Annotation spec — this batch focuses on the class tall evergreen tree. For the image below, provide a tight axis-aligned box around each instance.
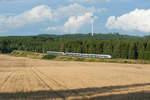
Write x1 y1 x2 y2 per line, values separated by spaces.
128 42 138 59
120 41 129 59
137 42 145 59
144 41 150 60
112 40 121 58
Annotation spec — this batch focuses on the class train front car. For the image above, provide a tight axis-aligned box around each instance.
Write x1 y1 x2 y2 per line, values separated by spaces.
106 55 112 59
97 54 112 59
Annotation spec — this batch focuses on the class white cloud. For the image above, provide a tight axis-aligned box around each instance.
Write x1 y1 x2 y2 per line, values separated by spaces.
106 9 150 33
0 5 52 28
0 4 101 34
0 30 7 33
62 12 95 33
52 3 99 21
0 4 99 28
44 12 98 33
44 27 57 31
67 0 110 3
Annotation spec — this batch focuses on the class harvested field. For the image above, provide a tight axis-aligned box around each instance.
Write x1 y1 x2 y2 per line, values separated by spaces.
0 54 150 100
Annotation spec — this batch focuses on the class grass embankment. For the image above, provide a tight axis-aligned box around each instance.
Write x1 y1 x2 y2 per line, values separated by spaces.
10 50 150 64
10 50 46 59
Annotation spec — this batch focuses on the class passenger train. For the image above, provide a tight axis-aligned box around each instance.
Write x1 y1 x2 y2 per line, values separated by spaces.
47 51 112 59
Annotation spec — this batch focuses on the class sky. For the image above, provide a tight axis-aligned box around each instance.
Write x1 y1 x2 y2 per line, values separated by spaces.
0 0 150 36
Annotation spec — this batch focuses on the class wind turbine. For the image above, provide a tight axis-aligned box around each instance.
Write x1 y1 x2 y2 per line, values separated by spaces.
91 17 94 36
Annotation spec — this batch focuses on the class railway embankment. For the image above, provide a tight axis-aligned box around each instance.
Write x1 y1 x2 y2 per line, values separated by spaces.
10 50 150 64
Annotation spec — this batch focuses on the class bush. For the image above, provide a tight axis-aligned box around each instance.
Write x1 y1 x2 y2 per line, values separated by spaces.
42 55 56 60
20 53 27 57
75 58 85 61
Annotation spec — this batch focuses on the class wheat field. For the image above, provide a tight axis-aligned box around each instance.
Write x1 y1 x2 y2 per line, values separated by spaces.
0 54 150 100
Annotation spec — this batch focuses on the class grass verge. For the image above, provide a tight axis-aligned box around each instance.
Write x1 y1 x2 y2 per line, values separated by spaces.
42 55 56 60
10 50 45 59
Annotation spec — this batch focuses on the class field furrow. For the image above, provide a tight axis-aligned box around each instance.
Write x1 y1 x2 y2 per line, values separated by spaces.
0 72 13 92
31 67 64 99
32 67 89 100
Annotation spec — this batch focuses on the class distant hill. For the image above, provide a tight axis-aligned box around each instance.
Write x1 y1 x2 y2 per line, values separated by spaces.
3 33 149 41
36 33 148 40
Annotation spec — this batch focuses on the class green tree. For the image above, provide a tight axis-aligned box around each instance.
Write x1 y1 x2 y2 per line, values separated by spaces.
128 42 138 59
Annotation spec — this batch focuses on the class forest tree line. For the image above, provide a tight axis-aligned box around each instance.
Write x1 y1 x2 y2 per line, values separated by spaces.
0 34 150 60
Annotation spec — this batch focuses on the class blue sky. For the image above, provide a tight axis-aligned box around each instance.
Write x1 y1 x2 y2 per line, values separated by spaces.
0 0 150 36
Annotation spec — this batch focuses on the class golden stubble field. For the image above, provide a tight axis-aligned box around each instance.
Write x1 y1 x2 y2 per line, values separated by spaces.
0 54 150 100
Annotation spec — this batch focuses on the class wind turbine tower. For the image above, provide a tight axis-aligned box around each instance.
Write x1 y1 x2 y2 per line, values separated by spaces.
91 18 94 36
